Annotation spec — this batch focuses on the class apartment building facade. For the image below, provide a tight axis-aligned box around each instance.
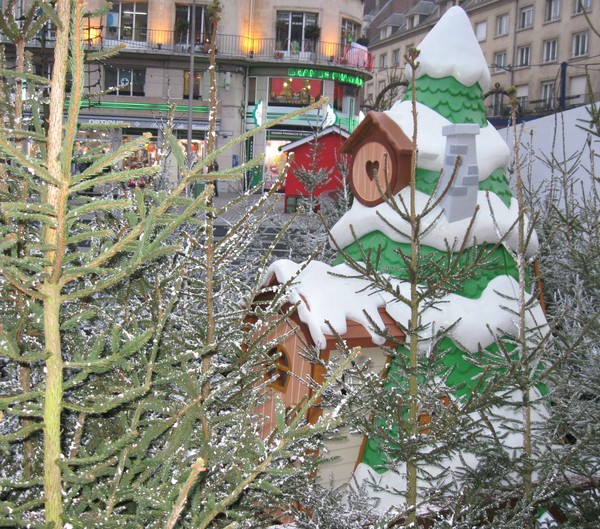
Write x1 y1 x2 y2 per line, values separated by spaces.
364 0 599 121
3 0 370 190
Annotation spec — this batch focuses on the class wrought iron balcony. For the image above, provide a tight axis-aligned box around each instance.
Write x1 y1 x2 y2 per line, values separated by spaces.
5 27 373 75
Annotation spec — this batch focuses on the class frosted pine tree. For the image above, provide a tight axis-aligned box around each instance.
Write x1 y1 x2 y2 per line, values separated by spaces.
0 1 363 527
525 100 600 527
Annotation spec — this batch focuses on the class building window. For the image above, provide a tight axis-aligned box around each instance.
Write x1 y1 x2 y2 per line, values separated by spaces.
490 92 504 116
495 13 509 36
379 53 388 69
541 81 556 108
268 77 322 106
276 11 318 53
572 31 589 57
379 25 392 40
341 18 361 44
574 0 591 14
517 45 531 67
37 20 56 43
183 71 201 99
475 20 487 42
516 85 529 112
267 345 291 392
378 79 386 94
543 39 558 62
247 77 257 105
545 0 561 21
493 51 507 72
104 66 145 96
174 4 210 46
107 2 148 41
569 75 587 105
392 48 401 66
519 6 534 28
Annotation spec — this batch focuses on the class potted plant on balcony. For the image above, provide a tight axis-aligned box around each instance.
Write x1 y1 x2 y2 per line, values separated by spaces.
304 24 320 42
303 24 320 54
275 19 287 58
290 40 300 57
175 18 189 45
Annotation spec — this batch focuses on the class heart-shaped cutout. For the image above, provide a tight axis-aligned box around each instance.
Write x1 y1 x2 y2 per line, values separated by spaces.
366 160 379 181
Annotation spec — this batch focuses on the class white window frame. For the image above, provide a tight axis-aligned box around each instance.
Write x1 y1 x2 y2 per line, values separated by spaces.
572 31 589 57
174 4 209 46
108 1 148 42
516 85 529 111
379 53 388 69
493 51 507 73
519 6 534 29
569 75 587 105
545 0 561 21
495 13 509 36
543 39 558 62
392 48 401 66
517 45 531 67
341 18 361 44
475 20 487 42
541 81 556 108
573 0 591 14
104 66 146 96
276 11 318 53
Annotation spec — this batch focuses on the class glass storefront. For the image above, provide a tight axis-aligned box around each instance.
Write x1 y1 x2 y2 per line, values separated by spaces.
268 77 322 106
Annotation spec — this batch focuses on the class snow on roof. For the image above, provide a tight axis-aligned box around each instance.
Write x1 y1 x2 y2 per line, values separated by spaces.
405 6 491 91
384 100 510 177
279 125 350 153
264 260 545 352
330 187 538 258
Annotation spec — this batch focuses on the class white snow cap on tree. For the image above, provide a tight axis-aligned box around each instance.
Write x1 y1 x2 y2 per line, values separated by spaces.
405 6 491 91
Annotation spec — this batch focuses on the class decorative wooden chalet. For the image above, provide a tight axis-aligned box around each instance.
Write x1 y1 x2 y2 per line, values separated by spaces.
252 282 405 487
341 111 413 206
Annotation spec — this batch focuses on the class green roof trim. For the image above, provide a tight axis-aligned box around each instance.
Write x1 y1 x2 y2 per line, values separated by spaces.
404 75 488 127
339 234 522 298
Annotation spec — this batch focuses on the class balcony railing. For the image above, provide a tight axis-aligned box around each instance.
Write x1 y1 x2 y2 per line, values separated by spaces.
6 27 373 74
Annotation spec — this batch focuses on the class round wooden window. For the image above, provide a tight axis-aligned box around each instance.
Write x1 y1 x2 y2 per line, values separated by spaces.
350 139 398 206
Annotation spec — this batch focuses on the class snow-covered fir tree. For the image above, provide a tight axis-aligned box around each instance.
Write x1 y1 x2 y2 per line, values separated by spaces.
0 1 364 527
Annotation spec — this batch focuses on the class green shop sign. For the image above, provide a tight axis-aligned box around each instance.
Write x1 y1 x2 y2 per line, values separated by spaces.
287 68 364 87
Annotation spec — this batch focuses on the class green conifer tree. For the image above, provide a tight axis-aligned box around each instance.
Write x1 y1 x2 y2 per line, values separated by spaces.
0 1 361 527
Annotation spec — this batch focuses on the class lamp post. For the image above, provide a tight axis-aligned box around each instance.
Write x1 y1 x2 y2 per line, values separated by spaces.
187 0 197 179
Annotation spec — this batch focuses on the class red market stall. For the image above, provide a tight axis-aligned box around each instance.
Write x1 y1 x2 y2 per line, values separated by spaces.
280 126 350 212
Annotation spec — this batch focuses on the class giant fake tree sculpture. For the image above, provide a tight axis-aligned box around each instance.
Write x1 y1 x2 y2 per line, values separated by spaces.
265 6 550 522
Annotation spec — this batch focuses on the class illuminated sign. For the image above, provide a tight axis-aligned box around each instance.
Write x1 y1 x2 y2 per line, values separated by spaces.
287 68 364 87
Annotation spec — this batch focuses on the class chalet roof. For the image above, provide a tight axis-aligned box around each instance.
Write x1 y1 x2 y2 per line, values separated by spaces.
340 111 413 155
279 125 350 153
